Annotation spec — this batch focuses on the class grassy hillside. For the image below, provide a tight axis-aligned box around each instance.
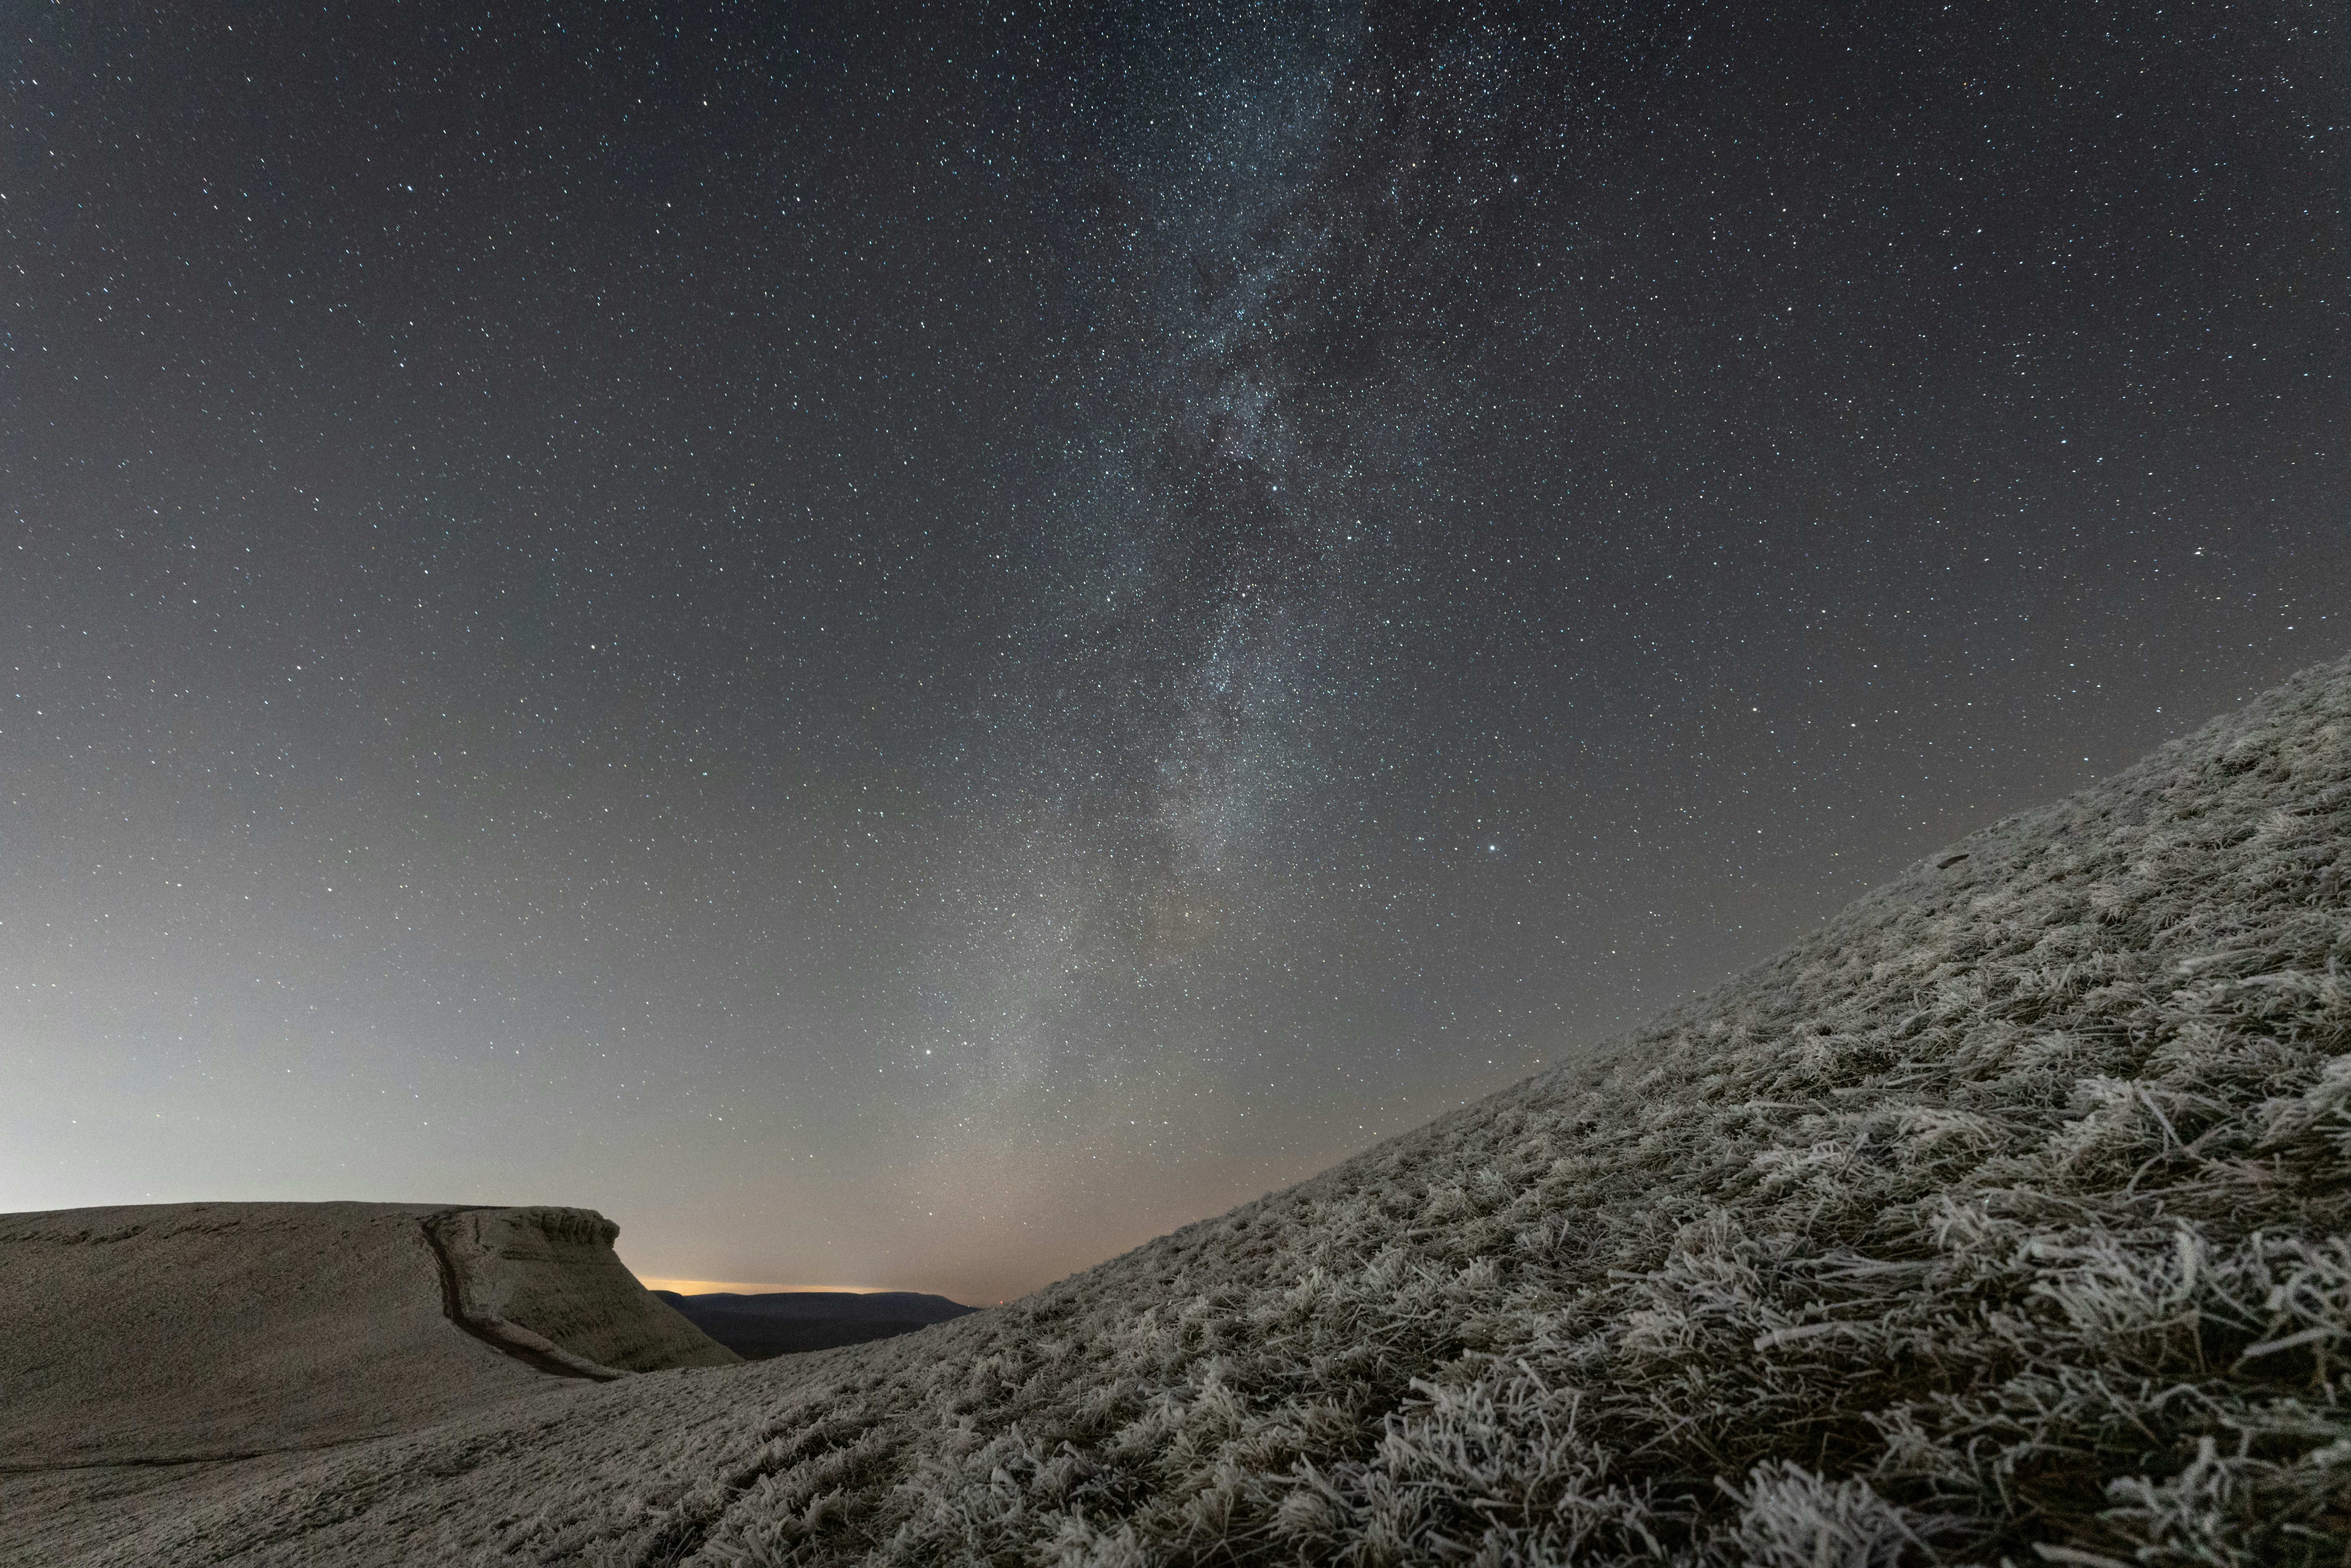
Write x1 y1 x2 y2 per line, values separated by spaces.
51 652 2351 1566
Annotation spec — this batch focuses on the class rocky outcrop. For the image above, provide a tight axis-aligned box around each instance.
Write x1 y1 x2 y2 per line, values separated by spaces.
426 1206 738 1377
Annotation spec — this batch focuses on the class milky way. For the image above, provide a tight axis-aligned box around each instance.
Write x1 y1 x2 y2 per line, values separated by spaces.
6 3 2346 1303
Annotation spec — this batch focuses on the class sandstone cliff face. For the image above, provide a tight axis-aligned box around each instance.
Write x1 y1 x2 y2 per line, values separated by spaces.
426 1205 739 1377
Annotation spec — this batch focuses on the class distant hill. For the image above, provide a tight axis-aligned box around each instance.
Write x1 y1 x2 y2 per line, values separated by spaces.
16 650 2350 1566
651 1290 974 1359
0 1204 730 1476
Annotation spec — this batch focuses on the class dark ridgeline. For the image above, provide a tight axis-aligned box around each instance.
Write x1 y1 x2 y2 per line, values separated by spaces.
651 1290 977 1361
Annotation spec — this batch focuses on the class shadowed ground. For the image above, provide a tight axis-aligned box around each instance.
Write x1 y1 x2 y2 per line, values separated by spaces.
654 1290 976 1360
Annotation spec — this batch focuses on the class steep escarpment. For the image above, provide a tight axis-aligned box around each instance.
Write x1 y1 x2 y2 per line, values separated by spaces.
25 651 2351 1567
427 1205 740 1377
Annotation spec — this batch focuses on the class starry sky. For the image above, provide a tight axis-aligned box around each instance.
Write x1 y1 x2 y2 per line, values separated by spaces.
5 2 2345 1306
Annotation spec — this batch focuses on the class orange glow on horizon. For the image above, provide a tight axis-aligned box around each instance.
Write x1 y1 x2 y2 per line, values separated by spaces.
634 1276 890 1296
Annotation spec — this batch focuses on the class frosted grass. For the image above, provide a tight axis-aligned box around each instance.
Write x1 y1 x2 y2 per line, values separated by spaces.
74 653 2351 1566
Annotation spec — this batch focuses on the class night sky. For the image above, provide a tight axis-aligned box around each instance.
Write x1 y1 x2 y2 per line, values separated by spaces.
6 3 2345 1306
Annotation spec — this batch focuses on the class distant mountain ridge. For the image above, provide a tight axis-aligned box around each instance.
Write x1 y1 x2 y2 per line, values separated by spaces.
650 1289 974 1360
650 1289 972 1322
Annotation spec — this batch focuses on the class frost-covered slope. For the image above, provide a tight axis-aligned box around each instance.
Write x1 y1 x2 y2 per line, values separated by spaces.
40 653 2351 1566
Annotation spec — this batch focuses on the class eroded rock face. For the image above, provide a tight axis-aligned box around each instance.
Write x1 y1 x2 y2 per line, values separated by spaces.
425 1206 738 1376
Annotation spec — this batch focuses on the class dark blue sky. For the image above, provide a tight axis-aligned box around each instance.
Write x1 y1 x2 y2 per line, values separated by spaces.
6 1 2345 1302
